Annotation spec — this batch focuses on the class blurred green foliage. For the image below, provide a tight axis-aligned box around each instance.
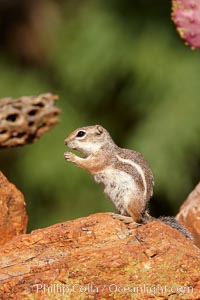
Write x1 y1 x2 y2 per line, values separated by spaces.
0 0 199 231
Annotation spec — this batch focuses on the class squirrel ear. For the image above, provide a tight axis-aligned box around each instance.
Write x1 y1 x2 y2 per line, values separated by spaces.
95 125 104 135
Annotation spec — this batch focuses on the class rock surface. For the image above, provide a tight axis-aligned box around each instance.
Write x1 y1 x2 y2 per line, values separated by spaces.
0 172 28 245
176 181 200 248
0 212 199 300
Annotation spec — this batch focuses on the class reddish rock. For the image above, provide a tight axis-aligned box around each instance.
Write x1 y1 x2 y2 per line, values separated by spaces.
0 213 199 299
176 182 200 248
0 172 28 245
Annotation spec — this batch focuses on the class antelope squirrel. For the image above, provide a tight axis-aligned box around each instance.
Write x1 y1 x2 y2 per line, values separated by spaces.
64 125 192 239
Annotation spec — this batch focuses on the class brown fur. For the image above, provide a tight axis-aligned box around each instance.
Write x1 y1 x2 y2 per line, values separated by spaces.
64 125 192 240
64 125 153 219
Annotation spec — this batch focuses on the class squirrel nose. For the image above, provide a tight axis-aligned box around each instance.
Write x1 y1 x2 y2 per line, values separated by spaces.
64 138 68 145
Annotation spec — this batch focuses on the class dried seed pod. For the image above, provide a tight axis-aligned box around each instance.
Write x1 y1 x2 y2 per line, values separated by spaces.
0 93 60 148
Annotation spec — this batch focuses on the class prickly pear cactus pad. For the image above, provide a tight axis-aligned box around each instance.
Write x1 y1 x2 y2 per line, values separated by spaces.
172 0 200 49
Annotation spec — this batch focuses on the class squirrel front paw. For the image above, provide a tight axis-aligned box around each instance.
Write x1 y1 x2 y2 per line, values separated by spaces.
64 151 76 163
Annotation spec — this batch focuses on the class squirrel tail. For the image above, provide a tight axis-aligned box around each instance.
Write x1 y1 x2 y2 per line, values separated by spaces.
141 209 193 240
159 216 193 240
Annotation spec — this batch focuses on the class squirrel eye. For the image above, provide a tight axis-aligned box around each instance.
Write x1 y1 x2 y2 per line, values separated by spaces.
76 131 86 138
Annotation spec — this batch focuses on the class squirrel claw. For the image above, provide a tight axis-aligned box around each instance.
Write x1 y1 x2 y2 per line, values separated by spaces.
111 213 141 226
64 152 75 162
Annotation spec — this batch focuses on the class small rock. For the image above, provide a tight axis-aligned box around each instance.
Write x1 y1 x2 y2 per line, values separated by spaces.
0 172 28 245
176 182 200 248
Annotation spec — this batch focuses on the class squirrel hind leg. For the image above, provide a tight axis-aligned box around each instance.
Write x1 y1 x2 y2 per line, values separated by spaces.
127 198 146 223
159 216 193 241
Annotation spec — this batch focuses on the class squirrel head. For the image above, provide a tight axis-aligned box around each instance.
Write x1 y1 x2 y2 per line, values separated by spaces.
64 125 114 156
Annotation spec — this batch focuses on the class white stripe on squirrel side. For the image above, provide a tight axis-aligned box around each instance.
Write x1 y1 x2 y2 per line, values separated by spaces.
116 154 147 197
